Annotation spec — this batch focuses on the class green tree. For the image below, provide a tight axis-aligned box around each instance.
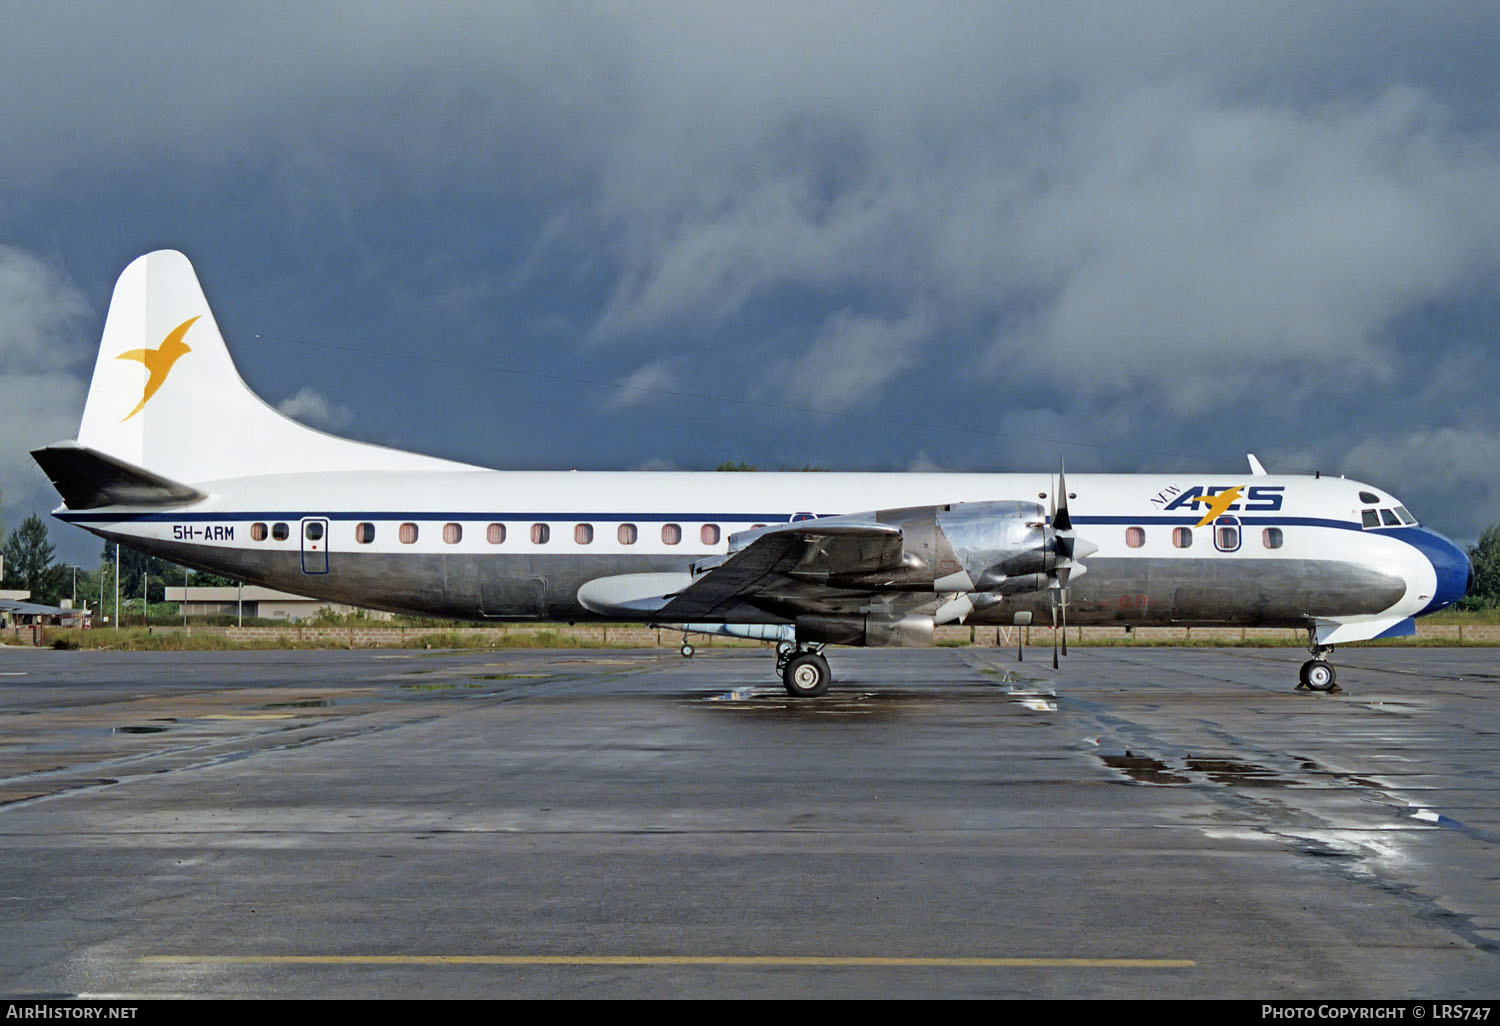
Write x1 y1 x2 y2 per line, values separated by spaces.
2 514 58 599
1466 524 1500 607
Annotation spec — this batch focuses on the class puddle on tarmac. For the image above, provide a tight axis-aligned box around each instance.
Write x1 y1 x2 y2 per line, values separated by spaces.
1099 751 1292 787
694 682 1058 716
1100 753 1191 785
695 687 886 716
115 725 168 734
1183 757 1285 787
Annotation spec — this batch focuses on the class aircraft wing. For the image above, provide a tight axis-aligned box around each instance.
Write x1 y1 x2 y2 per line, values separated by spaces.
655 519 909 621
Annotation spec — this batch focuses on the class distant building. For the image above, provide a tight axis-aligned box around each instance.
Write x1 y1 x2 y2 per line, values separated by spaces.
163 586 393 622
0 597 90 628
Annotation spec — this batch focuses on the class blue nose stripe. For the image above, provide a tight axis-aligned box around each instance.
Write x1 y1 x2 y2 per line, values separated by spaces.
1394 527 1471 615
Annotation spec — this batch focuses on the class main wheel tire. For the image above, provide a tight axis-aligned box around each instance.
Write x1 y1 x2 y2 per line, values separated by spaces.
680 643 694 658
1300 659 1336 692
782 652 831 697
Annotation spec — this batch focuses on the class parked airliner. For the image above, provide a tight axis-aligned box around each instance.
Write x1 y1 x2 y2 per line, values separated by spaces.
33 251 1471 696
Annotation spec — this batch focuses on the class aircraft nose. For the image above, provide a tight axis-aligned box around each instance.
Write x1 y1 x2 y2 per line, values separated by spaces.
1405 527 1471 614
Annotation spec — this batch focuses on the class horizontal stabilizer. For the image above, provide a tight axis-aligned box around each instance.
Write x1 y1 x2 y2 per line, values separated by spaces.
30 442 205 510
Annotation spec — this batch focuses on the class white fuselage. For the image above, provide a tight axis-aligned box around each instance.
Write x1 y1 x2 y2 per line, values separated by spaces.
58 468 1463 635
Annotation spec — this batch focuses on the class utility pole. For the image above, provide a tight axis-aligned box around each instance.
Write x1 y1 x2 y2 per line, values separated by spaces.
114 543 120 629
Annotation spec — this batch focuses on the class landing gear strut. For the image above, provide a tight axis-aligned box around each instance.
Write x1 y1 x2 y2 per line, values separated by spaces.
776 641 831 697
1298 636 1341 694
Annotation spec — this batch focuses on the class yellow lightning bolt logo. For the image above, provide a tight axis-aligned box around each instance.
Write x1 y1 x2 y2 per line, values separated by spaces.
1189 485 1244 528
116 316 198 421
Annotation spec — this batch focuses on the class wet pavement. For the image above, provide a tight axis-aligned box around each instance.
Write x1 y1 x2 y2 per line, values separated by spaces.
0 645 1495 998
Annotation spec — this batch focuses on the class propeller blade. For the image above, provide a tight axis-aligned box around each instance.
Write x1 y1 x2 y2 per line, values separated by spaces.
1050 590 1060 669
1061 587 1069 657
1054 462 1073 533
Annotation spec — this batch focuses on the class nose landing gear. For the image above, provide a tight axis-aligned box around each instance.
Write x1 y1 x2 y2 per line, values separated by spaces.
1298 637 1342 694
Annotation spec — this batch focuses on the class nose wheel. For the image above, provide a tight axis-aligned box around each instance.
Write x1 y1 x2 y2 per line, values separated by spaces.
1299 659 1338 692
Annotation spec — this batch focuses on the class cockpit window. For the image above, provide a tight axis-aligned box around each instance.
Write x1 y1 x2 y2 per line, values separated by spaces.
1358 491 1380 504
1363 505 1418 529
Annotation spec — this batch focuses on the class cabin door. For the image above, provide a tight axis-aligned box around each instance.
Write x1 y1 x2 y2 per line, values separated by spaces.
301 517 330 575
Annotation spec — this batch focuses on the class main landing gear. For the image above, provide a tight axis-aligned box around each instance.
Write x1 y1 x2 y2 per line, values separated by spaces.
1298 640 1341 694
775 641 832 698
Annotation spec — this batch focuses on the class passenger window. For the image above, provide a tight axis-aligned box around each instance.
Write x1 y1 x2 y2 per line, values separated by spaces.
399 522 418 544
1172 527 1192 549
304 521 324 542
487 523 506 544
618 523 638 545
701 524 720 545
251 522 268 541
531 523 550 544
272 522 289 541
1125 527 1145 548
1262 527 1283 549
662 523 682 545
575 524 594 545
1380 509 1401 527
355 522 375 544
443 523 462 544
1361 510 1380 529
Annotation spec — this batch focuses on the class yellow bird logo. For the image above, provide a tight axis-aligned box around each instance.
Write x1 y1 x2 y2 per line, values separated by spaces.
116 316 198 421
1189 485 1244 528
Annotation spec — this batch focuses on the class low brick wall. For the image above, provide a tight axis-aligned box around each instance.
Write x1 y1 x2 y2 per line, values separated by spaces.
10 621 1499 648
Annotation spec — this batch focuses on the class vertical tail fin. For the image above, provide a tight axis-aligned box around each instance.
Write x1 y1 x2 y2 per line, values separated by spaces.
74 250 471 484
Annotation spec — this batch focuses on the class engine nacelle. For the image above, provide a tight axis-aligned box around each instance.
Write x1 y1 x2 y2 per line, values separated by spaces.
935 500 1058 593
